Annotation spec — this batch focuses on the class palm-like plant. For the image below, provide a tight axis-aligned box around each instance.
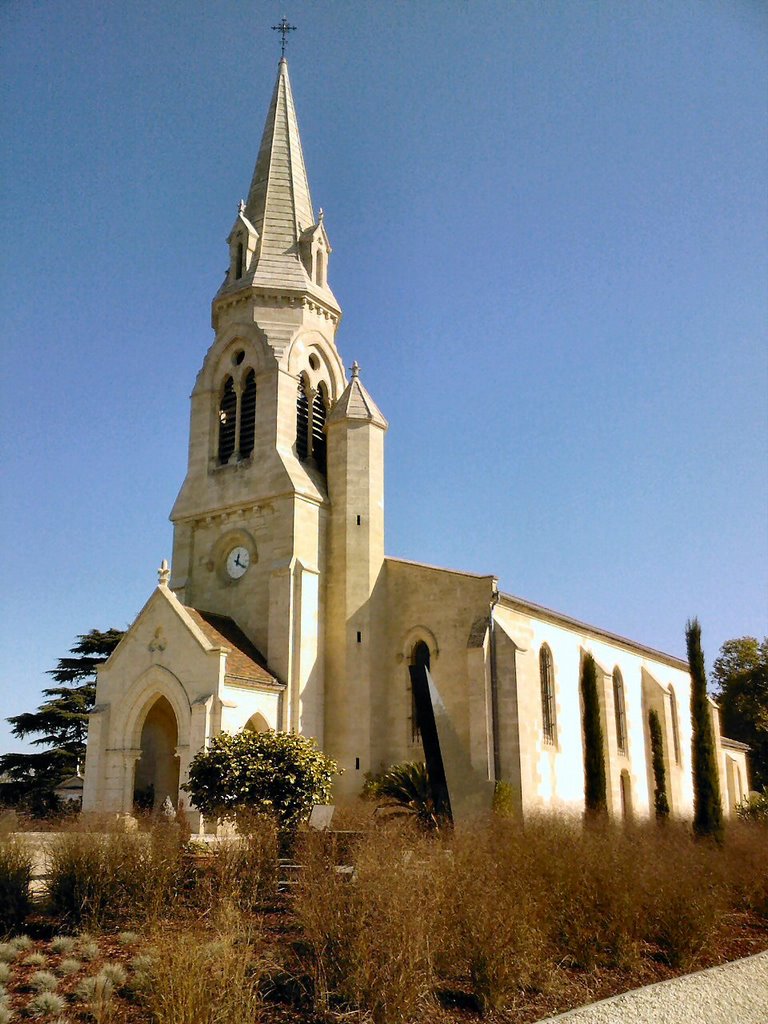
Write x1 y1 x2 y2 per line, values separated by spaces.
363 761 445 830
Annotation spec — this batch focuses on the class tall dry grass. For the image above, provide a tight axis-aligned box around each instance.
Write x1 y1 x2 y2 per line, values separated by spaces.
0 836 32 935
46 823 184 930
294 827 440 1024
141 907 266 1024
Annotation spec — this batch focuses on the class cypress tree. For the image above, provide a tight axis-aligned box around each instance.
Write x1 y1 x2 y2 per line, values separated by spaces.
686 617 723 839
581 653 607 817
648 709 670 820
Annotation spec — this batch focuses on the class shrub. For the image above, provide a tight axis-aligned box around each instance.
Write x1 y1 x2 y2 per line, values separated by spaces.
201 813 279 911
580 655 607 818
142 926 264 1024
30 970 58 992
0 964 9 985
687 618 724 839
57 958 81 977
183 729 339 832
26 990 67 1017
0 945 18 964
23 953 47 967
46 826 182 929
438 824 547 1012
50 937 75 955
295 829 438 1023
0 837 31 934
736 789 768 824
648 709 670 819
363 762 445 831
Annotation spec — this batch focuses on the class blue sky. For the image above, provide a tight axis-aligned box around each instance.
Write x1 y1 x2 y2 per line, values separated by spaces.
1 1 766 755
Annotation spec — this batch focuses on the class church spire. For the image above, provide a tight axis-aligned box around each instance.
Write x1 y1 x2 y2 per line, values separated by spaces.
218 58 338 310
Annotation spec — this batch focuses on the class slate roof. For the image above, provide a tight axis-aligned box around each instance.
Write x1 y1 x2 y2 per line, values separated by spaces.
184 608 283 689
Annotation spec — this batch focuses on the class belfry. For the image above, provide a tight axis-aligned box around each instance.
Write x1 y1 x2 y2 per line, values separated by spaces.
82 58 749 827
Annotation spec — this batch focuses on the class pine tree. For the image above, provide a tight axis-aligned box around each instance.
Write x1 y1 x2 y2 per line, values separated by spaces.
686 617 723 839
0 629 123 812
648 709 670 820
581 653 607 818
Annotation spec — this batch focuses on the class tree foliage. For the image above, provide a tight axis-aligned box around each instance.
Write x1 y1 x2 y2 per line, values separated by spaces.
580 653 607 818
711 636 768 791
0 629 123 811
648 709 670 820
183 730 339 831
687 618 723 839
363 761 446 830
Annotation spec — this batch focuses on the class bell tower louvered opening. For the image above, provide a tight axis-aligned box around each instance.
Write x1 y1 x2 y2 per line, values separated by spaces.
312 388 327 475
296 377 309 461
239 370 256 458
218 377 237 464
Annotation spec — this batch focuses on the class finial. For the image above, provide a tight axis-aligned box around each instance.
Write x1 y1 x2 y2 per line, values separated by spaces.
158 559 170 587
238 199 245 215
351 361 361 379
318 207 324 221
272 16 297 58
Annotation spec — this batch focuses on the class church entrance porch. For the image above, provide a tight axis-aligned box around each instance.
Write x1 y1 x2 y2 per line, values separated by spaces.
133 696 180 811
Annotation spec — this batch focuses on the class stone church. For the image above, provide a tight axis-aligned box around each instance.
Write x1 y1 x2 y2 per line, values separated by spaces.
81 58 748 828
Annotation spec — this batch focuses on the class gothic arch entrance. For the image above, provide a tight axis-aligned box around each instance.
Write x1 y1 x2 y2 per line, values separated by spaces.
133 696 180 811
244 712 270 733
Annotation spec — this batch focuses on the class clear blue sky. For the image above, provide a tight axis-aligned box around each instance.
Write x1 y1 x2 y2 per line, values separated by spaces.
1 1 766 755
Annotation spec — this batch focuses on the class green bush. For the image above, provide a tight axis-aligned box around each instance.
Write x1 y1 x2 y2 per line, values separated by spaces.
736 789 768 824
183 729 339 832
0 836 31 934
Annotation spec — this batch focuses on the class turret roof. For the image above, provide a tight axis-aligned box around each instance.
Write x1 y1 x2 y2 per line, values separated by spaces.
327 362 388 429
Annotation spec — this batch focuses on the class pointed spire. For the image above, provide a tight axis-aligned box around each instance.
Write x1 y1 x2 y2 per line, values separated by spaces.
243 59 316 290
328 363 388 429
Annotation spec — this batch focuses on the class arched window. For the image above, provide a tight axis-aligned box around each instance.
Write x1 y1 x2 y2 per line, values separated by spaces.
613 668 627 754
410 641 430 743
218 376 237 464
312 386 327 475
539 645 556 745
296 377 309 461
669 686 681 765
315 249 325 286
239 370 256 458
235 241 244 279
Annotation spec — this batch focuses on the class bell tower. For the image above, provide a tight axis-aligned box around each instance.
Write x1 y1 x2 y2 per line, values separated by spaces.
169 58 347 743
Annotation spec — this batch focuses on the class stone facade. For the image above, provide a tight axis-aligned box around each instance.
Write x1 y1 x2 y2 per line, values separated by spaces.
81 58 749 828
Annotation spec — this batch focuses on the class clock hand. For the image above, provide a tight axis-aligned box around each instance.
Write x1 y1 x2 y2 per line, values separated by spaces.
234 554 243 567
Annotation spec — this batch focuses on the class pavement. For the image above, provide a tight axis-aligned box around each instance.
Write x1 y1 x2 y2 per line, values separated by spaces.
535 951 768 1023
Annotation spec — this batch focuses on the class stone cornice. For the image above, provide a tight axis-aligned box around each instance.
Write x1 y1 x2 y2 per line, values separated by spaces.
212 286 340 328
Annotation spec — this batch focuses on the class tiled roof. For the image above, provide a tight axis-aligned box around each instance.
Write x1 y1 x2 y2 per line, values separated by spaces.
184 608 282 689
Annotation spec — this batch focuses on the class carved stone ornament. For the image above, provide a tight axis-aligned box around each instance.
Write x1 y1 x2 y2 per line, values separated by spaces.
148 627 167 653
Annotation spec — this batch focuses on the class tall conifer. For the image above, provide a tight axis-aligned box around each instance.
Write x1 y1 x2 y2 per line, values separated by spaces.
648 709 670 819
686 618 723 838
581 653 607 817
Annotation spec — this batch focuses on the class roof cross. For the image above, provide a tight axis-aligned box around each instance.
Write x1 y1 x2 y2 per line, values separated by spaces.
272 16 297 58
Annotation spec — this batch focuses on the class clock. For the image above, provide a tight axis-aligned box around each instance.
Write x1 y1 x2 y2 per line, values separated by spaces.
225 545 250 579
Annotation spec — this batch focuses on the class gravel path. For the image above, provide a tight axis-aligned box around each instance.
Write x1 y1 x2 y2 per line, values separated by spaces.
535 951 768 1023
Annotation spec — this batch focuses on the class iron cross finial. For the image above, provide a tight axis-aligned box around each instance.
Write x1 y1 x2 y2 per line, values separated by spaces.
272 16 297 58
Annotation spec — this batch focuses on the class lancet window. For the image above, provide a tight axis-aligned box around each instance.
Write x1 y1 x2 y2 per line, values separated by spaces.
296 375 328 475
613 668 627 754
217 367 256 466
239 370 256 458
539 645 557 745
218 377 237 464
669 686 681 765
410 641 431 743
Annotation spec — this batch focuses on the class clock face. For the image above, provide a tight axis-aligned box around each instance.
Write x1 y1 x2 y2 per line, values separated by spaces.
226 545 250 579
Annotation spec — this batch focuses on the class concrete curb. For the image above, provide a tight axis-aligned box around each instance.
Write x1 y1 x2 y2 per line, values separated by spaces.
534 950 768 1023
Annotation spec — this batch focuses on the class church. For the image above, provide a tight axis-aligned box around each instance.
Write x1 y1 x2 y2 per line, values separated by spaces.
81 57 748 829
